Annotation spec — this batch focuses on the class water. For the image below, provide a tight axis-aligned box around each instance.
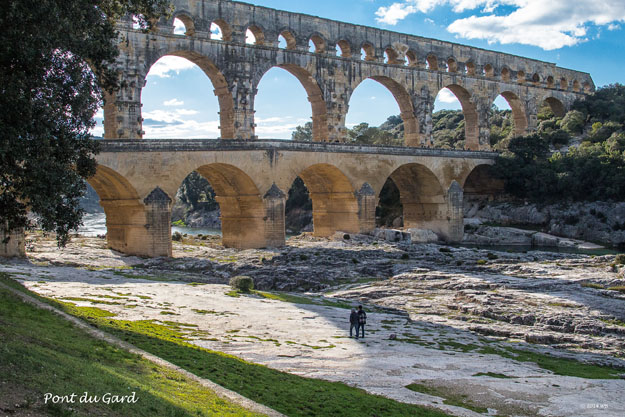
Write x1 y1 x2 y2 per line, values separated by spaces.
78 213 223 237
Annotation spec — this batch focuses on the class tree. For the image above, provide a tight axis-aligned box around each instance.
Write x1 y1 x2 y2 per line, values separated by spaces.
291 122 313 141
0 0 171 245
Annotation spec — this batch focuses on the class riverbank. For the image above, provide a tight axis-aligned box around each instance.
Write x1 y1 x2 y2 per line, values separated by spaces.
2 232 625 416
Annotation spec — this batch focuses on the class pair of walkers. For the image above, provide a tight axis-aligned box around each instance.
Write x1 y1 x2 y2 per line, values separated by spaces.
349 305 367 339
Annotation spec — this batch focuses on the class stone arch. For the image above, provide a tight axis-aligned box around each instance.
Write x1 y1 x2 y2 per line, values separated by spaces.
278 29 297 50
532 73 540 85
446 57 458 73
256 64 328 141
361 42 376 61
426 54 438 70
517 70 526 84
211 19 232 41
247 24 265 45
543 96 566 118
465 61 476 75
190 163 266 249
573 80 581 92
583 82 592 93
173 13 195 36
497 91 528 135
336 39 352 57
309 34 326 53
295 163 359 236
560 77 568 90
547 76 555 89
350 76 420 146
500 67 510 81
384 163 446 231
483 64 494 77
384 46 401 64
87 165 147 255
462 164 504 200
143 50 235 139
405 50 418 67
440 84 479 150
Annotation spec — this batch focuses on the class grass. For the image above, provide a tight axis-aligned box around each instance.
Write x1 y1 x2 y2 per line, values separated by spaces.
0 285 263 417
405 383 488 414
1 275 451 417
607 286 625 293
255 291 356 310
581 282 605 289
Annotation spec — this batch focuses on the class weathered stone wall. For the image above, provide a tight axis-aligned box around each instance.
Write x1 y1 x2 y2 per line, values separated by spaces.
0 226 25 258
104 0 594 151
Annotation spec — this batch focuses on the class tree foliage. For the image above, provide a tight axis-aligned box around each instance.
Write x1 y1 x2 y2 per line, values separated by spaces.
0 0 170 244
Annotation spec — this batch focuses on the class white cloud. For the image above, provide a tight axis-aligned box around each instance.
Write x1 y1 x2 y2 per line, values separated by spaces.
374 0 625 50
608 23 620 31
164 99 184 106
144 120 221 139
437 88 460 103
148 56 196 78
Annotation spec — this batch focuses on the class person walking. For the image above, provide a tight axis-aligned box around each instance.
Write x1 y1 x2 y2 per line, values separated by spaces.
349 308 359 338
357 305 367 339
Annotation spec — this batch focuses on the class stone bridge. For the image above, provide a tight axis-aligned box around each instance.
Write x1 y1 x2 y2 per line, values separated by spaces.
91 140 496 257
106 0 594 150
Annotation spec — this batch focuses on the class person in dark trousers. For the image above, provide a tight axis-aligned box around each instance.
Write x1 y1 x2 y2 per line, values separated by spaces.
349 308 359 338
357 305 367 338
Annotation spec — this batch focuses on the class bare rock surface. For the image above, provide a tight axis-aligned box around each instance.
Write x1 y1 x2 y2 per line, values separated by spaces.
2 232 625 416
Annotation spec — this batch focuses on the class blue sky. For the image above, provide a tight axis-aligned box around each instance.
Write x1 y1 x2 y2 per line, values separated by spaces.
94 0 625 139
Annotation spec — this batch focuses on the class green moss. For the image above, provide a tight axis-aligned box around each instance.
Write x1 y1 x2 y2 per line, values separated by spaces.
607 286 625 293
472 372 515 379
581 282 605 289
405 384 488 414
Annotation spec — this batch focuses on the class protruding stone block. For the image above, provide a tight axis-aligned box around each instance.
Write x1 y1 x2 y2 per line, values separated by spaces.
1 226 25 258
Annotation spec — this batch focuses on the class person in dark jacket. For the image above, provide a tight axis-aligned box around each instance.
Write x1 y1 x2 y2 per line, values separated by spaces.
357 305 367 338
349 308 359 338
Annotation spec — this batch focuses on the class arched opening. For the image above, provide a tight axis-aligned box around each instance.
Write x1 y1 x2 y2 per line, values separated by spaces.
496 92 527 137
173 16 195 36
517 70 526 84
446 58 457 73
336 40 351 58
285 177 313 234
501 67 510 81
210 20 232 41
547 76 555 88
255 65 327 141
246 25 265 45
346 77 420 147
463 164 504 206
171 171 220 236
309 35 326 54
426 54 438 70
405 50 417 67
465 61 475 75
279 30 297 50
583 82 592 93
560 78 568 90
483 64 494 77
86 165 145 254
378 164 445 233
532 73 540 85
384 47 401 65
543 97 566 118
573 80 581 92
142 52 233 139
296 164 359 236
188 164 265 249
361 43 376 61
433 85 479 150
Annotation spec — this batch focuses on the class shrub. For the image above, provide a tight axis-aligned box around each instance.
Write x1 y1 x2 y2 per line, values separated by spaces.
614 254 625 265
439 247 451 253
487 253 498 260
400 253 410 260
476 259 487 265
229 276 254 293
172 232 183 242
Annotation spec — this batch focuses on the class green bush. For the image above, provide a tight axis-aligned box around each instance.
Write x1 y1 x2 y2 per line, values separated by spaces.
487 253 498 260
172 232 183 242
229 276 254 293
476 259 487 265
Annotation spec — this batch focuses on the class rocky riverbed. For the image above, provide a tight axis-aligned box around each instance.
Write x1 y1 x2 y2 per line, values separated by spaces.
3 232 625 416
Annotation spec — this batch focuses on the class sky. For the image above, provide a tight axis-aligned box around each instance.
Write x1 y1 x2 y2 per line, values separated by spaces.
93 0 625 139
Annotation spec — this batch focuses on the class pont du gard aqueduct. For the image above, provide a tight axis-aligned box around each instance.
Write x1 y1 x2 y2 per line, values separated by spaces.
5 0 597 258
